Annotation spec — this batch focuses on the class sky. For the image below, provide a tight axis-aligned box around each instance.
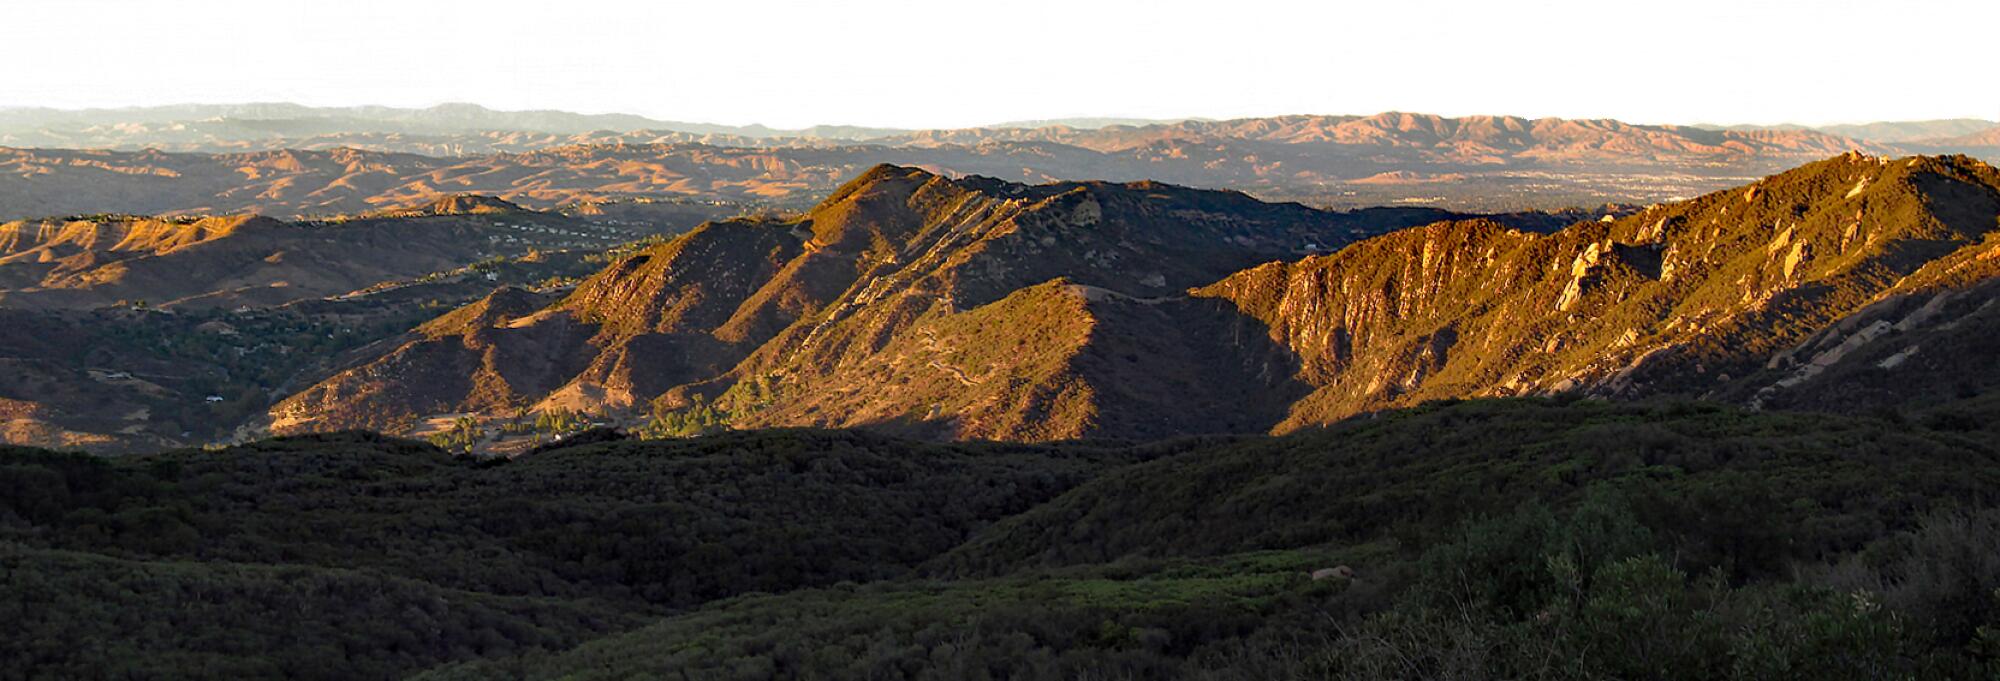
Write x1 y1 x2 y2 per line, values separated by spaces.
6 0 1996 130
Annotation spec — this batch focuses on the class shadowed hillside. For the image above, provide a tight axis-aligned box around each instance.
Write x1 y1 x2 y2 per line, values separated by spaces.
9 397 1999 679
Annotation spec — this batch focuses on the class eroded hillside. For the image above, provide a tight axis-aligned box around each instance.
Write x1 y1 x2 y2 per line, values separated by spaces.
269 166 1489 441
1196 153 2000 428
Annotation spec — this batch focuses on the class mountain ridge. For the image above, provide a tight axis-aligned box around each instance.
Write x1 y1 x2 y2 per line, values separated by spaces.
266 165 1506 440
10 111 1984 220
6 102 1982 147
263 155 2000 447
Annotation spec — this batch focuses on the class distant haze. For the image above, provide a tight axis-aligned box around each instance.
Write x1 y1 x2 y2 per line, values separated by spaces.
6 0 1996 130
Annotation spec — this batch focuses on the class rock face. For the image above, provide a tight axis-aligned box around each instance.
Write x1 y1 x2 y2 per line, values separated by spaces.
272 155 2000 442
1195 154 2000 429
1732 249 2000 411
1310 566 1357 581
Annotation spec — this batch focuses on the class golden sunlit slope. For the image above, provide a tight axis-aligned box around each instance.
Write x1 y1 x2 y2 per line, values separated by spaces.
1198 153 2000 428
267 165 1480 439
268 156 2000 445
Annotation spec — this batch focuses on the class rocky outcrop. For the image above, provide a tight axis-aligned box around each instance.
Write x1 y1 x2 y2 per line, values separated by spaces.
1197 154 2000 429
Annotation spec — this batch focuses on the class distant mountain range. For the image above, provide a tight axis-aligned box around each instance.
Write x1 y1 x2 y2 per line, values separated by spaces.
0 102 908 142
0 103 1197 150
3 102 1992 149
10 109 1996 218
1695 118 1998 142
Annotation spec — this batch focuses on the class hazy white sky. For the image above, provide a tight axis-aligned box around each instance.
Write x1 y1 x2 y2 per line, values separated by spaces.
6 0 1995 129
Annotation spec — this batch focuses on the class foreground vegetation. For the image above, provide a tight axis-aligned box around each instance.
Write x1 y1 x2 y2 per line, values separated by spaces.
4 397 1998 679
